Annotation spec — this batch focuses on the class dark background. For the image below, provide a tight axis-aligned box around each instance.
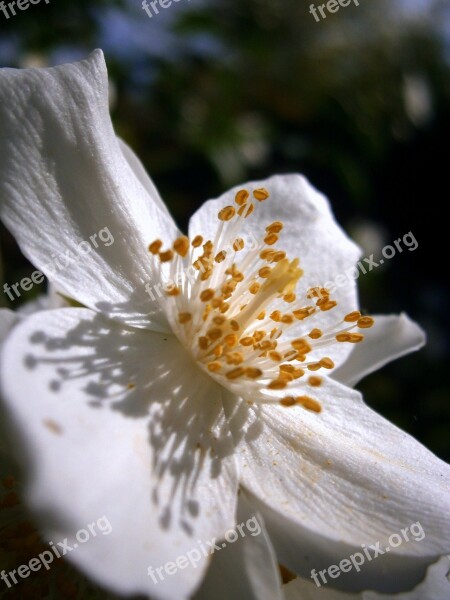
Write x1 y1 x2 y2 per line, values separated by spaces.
1 0 449 461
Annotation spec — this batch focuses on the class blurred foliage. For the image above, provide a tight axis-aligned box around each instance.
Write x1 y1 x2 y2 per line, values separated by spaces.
0 0 449 461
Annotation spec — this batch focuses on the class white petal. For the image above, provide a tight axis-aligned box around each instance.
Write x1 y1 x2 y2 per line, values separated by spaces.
0 308 18 343
332 314 426 387
17 283 73 317
0 308 19 458
285 576 357 599
189 174 361 367
284 556 450 600
231 378 450 593
0 50 179 332
194 490 283 600
118 137 171 218
0 308 239 599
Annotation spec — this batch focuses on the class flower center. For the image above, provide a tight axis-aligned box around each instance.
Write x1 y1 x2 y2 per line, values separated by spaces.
148 187 374 412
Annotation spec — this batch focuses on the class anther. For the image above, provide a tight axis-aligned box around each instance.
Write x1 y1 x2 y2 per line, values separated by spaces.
344 311 361 322
308 376 323 387
237 203 255 218
159 250 174 263
253 188 270 201
266 221 283 234
357 316 375 329
173 236 190 257
296 396 322 413
200 289 215 302
308 328 322 339
192 235 204 248
264 233 278 246
148 239 163 254
235 189 250 205
218 206 236 221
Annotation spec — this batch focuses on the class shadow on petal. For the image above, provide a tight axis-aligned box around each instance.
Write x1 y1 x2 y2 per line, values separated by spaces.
21 307 254 538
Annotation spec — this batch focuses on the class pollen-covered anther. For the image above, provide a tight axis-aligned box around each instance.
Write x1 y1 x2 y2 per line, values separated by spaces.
213 315 226 326
200 289 215 302
237 203 255 218
233 238 245 251
280 397 296 407
235 189 250 205
283 292 296 303
317 298 337 311
178 312 192 324
249 282 261 294
259 266 272 279
259 340 277 351
358 316 375 329
296 395 322 413
278 371 294 382
336 333 365 343
260 249 275 261
253 188 270 201
307 362 322 372
291 338 312 354
165 285 180 297
159 249 174 263
245 367 263 379
198 336 209 350
226 367 246 380
266 221 283 234
215 250 227 263
148 239 163 254
192 235 203 248
308 376 323 387
226 352 245 365
264 233 279 246
272 251 287 263
225 264 244 282
173 236 190 257
254 332 266 343
293 307 315 320
218 206 236 221
268 379 288 390
281 314 294 324
320 357 334 369
224 333 239 347
344 310 361 322
306 287 323 299
207 362 222 373
207 328 223 341
308 328 323 340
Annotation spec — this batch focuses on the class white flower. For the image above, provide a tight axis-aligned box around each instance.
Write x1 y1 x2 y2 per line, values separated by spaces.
0 50 449 600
